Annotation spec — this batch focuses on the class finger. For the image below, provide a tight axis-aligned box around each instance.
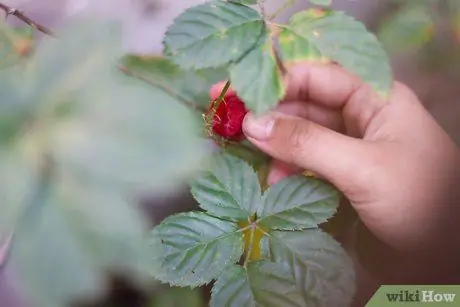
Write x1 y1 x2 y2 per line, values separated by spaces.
267 159 301 185
242 112 376 187
283 62 387 136
276 101 344 132
209 81 236 101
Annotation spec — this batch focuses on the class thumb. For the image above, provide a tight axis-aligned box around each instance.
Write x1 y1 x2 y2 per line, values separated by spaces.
242 112 376 187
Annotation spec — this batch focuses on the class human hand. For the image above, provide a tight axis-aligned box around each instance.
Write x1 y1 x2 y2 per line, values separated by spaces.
210 63 460 257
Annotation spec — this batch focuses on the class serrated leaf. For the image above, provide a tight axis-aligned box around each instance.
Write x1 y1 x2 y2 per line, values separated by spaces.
163 0 264 69
262 230 355 307
211 262 304 307
151 211 244 287
190 153 262 220
257 176 339 230
121 55 228 110
230 26 285 114
288 9 393 96
378 3 434 53
278 26 325 63
308 0 332 6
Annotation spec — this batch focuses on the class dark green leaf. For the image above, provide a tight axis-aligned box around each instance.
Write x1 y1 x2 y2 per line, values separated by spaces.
257 176 339 230
163 0 264 69
262 230 355 307
211 262 304 307
190 153 262 220
288 9 393 97
121 55 228 110
151 211 244 287
230 26 285 114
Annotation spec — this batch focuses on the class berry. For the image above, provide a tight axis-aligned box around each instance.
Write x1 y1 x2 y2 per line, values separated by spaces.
208 92 248 142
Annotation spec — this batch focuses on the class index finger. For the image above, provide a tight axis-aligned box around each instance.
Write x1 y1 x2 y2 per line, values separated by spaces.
283 62 367 109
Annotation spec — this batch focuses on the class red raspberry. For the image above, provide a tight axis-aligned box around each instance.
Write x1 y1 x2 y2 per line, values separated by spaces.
209 93 248 142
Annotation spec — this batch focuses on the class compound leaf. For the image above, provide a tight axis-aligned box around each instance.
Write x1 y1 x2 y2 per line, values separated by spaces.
151 211 244 287
163 0 264 69
211 262 304 307
190 153 262 220
288 9 393 97
257 175 339 230
230 26 285 115
262 230 355 307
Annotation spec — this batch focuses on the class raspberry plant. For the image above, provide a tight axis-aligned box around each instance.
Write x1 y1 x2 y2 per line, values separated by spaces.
0 0 393 306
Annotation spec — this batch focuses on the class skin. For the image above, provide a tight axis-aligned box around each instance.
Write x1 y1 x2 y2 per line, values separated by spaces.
210 62 460 285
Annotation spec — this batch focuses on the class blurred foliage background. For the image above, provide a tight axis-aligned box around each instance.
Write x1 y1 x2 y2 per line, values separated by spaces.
1 1 459 307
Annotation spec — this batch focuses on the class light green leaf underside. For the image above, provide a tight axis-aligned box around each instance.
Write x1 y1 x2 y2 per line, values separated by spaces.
163 0 264 69
151 212 244 287
308 0 332 6
211 262 305 307
190 153 262 220
230 26 285 115
278 26 324 63
263 230 356 307
289 10 393 96
121 55 228 110
257 176 339 230
378 3 434 53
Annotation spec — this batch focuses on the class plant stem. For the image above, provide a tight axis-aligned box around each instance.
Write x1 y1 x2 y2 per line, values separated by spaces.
0 3 55 37
269 0 297 21
119 65 207 113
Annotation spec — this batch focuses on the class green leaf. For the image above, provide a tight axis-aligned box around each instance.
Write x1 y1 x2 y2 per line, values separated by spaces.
230 26 285 114
151 286 205 307
163 0 265 69
378 3 434 53
287 9 393 96
278 26 325 63
121 55 228 110
308 0 332 6
10 174 153 307
257 176 339 230
151 211 244 287
210 262 304 307
190 153 262 220
30 18 123 103
230 0 258 5
47 77 205 194
262 230 355 307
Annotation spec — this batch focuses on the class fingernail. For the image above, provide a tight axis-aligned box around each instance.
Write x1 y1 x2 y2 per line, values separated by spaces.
243 113 275 141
